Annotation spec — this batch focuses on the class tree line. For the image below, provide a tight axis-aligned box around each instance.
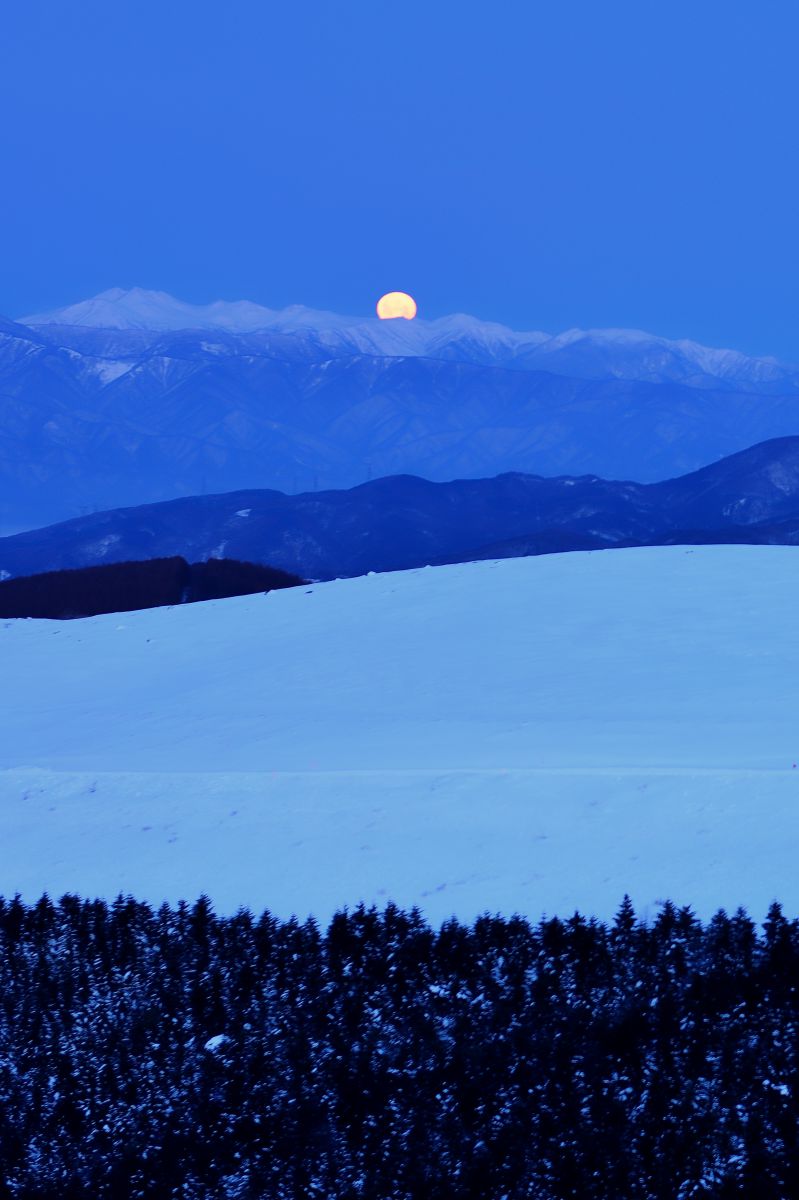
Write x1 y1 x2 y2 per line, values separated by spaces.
0 892 798 1197
0 557 304 619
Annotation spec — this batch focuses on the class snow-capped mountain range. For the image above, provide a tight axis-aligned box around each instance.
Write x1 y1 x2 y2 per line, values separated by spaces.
21 287 796 387
4 287 799 535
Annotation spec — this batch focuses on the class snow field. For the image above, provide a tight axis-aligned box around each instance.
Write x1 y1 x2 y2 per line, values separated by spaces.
2 545 799 922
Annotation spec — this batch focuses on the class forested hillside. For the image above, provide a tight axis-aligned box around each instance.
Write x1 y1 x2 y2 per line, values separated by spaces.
0 893 797 1198
0 557 303 618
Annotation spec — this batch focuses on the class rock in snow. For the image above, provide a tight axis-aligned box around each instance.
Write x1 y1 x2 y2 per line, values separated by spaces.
203 1035 230 1054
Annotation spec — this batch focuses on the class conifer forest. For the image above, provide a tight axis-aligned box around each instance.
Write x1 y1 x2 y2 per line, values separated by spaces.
0 892 798 1198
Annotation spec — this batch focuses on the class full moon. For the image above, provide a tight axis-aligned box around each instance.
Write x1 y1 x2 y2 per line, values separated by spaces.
376 291 417 320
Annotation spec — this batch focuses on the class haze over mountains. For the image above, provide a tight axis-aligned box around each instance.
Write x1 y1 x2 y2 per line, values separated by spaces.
3 435 799 582
4 288 799 536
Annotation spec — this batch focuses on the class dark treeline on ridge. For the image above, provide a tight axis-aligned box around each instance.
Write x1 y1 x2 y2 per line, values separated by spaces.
0 556 304 619
1 894 799 1197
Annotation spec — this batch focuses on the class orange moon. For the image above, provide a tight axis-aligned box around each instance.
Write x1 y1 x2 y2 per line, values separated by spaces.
376 291 417 320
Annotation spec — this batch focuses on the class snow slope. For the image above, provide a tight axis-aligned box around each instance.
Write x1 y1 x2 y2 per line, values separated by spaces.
3 546 799 923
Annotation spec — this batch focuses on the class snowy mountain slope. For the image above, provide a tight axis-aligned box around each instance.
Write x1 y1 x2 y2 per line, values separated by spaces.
21 287 295 334
23 289 546 363
3 546 799 922
6 291 799 533
6 331 799 538
23 287 799 387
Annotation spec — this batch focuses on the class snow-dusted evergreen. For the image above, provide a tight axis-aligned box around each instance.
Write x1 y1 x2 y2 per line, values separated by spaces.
0 892 798 1197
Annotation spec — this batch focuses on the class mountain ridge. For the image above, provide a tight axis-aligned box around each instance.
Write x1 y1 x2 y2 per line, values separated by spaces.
20 287 798 386
5 292 799 535
4 435 799 582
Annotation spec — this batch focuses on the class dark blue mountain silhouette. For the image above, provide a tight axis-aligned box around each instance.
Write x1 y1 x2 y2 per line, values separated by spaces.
2 436 799 582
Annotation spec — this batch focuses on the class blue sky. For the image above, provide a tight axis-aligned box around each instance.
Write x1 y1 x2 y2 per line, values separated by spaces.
1 0 797 357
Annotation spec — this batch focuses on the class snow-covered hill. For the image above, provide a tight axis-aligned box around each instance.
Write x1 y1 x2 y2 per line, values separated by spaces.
3 546 799 922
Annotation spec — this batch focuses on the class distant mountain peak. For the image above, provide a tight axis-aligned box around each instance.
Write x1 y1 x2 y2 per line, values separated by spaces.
21 288 290 334
16 287 799 390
